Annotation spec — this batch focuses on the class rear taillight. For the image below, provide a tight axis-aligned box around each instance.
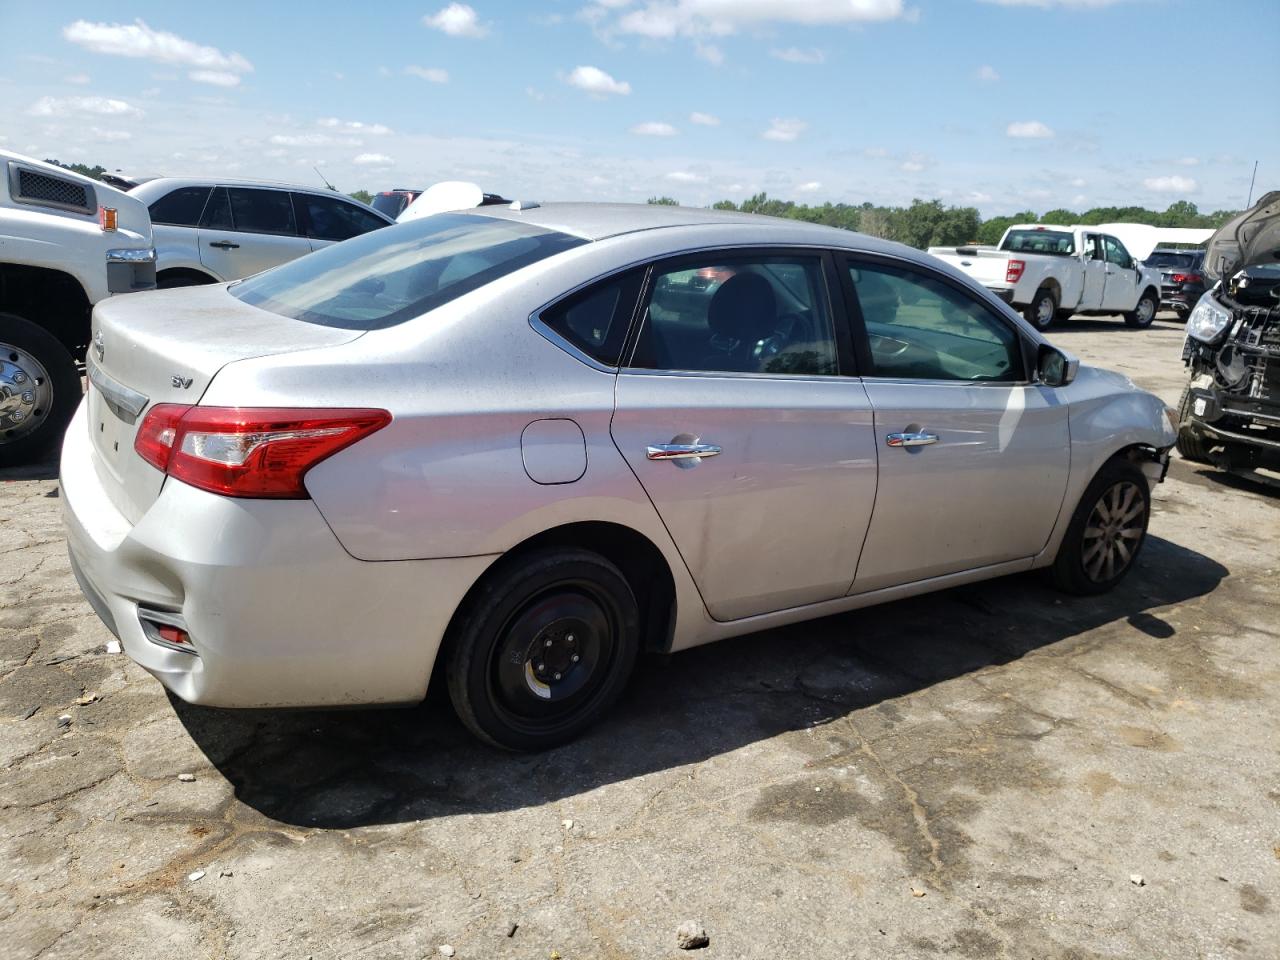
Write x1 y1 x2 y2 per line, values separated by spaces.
1171 273 1201 284
134 405 391 498
1006 259 1025 284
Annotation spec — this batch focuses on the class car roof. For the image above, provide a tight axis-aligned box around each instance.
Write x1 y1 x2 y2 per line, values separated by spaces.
130 176 348 196
458 201 900 250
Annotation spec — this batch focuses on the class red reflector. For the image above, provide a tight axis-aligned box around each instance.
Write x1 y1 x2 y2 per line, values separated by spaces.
157 624 190 645
134 406 392 498
1006 259 1026 284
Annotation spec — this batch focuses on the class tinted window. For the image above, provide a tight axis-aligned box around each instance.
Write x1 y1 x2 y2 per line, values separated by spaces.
1146 251 1199 269
299 193 389 241
1000 229 1076 255
199 186 233 230
1103 236 1132 268
371 192 409 218
226 187 296 235
541 270 642 366
231 212 584 330
628 255 837 376
148 186 211 227
849 261 1024 382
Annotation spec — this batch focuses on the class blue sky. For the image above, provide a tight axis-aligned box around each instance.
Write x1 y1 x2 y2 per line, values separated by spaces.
1 0 1275 215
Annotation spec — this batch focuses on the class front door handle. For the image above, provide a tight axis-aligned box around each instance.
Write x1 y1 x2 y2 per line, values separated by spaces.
885 431 938 448
208 240 240 250
647 442 722 461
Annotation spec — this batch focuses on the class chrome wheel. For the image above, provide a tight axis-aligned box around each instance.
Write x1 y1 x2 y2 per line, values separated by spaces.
0 342 54 445
1081 481 1146 583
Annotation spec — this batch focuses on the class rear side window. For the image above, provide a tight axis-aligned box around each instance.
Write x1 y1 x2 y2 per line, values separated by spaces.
540 270 643 366
226 187 297 235
298 193 389 241
231 212 585 330
148 186 211 227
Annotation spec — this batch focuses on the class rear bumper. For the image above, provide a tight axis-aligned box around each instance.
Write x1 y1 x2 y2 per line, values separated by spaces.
985 285 1017 305
1159 286 1205 314
60 401 495 708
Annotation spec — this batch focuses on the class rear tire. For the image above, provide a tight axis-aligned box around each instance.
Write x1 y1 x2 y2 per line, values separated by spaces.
446 548 640 751
1174 386 1211 464
1125 289 1158 328
1023 287 1058 330
1051 457 1151 596
0 312 81 466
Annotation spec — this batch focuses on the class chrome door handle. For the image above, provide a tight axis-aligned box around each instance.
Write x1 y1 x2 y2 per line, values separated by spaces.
885 432 938 448
647 442 722 461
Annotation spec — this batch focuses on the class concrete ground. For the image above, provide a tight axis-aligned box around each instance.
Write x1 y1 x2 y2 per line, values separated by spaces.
1 315 1277 960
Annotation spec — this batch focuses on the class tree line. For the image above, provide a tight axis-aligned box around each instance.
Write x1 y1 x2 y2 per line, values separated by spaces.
649 194 1238 250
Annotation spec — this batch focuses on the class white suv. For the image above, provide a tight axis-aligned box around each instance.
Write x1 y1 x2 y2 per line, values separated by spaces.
128 178 393 288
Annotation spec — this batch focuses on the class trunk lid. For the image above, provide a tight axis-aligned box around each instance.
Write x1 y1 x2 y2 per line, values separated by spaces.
1204 190 1280 282
86 283 365 523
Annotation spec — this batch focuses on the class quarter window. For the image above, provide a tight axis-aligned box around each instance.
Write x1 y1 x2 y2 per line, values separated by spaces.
848 261 1024 382
298 193 389 241
226 187 297 235
629 255 838 376
148 186 211 227
541 270 643 366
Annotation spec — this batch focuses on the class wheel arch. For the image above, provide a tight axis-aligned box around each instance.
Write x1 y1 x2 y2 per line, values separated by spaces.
157 266 218 288
0 262 92 360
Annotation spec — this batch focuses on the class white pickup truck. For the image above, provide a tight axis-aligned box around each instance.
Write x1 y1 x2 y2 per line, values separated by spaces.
929 224 1162 331
1 151 156 462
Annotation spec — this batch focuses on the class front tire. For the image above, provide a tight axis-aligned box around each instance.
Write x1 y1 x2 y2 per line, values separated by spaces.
0 312 82 465
446 548 640 751
1125 290 1158 328
1023 287 1058 330
1174 386 1212 464
1051 457 1151 595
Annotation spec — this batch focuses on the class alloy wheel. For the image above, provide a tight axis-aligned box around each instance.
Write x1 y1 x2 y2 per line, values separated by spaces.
1081 480 1146 582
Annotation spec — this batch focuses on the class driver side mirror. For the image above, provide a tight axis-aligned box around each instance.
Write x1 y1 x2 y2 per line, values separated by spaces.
1037 344 1078 387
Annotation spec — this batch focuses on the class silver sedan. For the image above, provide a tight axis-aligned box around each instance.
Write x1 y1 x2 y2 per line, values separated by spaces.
62 204 1176 749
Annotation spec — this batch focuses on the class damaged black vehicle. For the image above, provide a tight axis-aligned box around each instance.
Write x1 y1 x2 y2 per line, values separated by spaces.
1177 190 1280 479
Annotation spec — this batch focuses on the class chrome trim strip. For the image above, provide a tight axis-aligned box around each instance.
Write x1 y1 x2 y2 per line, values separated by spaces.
86 358 148 423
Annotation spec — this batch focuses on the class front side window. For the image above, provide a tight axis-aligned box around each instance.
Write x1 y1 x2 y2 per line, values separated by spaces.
628 255 838 376
1103 236 1132 268
1000 229 1076 256
298 193 389 241
848 260 1024 382
231 212 585 330
1084 234 1103 261
148 186 211 227
226 187 297 235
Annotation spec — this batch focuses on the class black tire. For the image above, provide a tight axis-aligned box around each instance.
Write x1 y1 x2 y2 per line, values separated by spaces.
0 312 81 466
1125 289 1158 328
1023 287 1057 330
1051 457 1151 596
446 547 640 751
1173 386 1211 463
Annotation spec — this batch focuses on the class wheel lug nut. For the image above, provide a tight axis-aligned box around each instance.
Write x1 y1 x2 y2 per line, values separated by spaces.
567 634 575 644
12 373 26 384
545 639 553 647
535 662 544 672
571 654 579 663
554 672 562 680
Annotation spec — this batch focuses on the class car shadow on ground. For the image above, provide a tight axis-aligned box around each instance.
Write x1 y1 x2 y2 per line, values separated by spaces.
1052 316 1183 334
170 534 1228 829
0 451 60 482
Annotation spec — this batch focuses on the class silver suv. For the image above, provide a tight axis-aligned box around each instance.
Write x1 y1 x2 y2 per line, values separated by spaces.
128 178 393 288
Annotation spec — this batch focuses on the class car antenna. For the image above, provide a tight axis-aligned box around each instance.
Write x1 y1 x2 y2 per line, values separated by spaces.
314 166 337 192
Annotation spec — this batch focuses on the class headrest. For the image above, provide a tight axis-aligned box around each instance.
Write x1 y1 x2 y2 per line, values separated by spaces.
707 272 776 341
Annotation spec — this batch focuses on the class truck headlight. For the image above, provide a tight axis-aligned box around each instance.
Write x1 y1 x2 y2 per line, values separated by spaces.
1185 294 1231 343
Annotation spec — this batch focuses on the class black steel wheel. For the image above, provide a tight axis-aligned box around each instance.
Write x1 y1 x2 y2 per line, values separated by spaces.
446 548 640 751
1052 457 1151 595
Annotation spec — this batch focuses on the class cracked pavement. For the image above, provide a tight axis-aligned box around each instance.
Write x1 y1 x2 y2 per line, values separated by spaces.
1 318 1277 959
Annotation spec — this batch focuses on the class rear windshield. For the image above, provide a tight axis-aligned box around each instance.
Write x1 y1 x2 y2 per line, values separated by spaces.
1145 251 1201 268
999 229 1076 256
371 192 407 218
230 212 585 329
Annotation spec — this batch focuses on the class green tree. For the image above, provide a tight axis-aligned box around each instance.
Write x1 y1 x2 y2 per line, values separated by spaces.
45 159 106 181
711 199 738 210
647 196 679 206
1039 209 1079 225
348 189 374 204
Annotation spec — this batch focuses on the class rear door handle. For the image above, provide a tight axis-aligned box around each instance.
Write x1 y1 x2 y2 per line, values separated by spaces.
885 431 938 448
647 442 722 461
208 240 240 250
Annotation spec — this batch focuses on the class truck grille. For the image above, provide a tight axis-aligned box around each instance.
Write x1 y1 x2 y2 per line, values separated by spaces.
9 165 95 214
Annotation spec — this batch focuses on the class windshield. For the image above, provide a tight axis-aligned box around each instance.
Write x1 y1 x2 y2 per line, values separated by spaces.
371 192 408 218
231 213 585 329
1146 251 1200 269
999 229 1076 256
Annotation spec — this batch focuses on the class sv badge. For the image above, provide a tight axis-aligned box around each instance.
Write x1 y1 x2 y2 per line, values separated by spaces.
171 375 193 389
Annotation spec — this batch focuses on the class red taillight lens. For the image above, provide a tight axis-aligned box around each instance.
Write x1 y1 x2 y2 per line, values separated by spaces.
134 406 391 498
1171 273 1201 284
1006 259 1025 284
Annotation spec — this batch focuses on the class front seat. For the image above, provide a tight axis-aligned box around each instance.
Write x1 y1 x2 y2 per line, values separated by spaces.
702 273 777 372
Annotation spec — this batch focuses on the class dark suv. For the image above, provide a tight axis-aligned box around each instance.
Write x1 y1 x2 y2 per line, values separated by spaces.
370 188 423 219
1146 247 1207 320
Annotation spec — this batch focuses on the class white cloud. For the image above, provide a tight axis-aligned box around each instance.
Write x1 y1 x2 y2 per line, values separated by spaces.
1069 177 1087 187
270 133 344 146
797 181 822 193
689 111 720 126
1006 120 1054 139
526 86 546 101
862 146 889 158
900 159 925 172
1176 156 1199 166
1143 175 1197 193
63 19 252 73
89 126 132 142
190 70 241 87
64 73 90 85
666 171 707 183
354 152 395 166
319 118 392 135
565 65 632 96
967 191 993 203
763 118 806 142
976 64 999 81
405 65 449 83
613 0 905 37
771 47 825 64
28 95 141 118
422 3 488 38
631 121 678 136
694 41 724 65
979 0 1127 7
